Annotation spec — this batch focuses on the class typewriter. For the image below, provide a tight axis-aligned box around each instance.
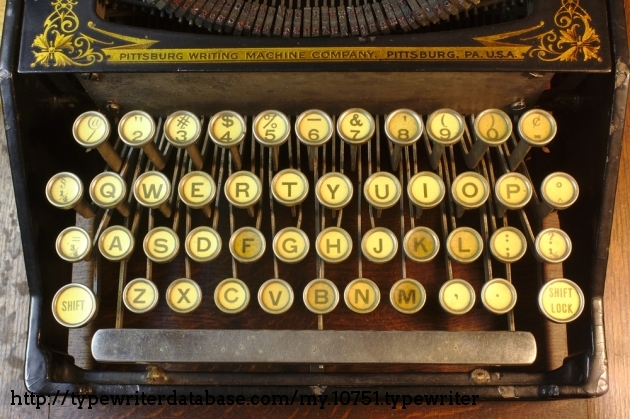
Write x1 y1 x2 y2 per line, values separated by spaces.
0 0 627 400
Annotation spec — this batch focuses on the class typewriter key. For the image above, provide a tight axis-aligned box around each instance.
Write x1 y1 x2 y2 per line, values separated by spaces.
389 278 426 314
446 227 483 263
229 226 266 263
534 227 572 264
344 278 380 314
98 225 135 261
224 170 262 217
133 171 172 218
295 109 333 171
253 110 291 170
214 278 250 314
118 110 166 170
426 109 465 169
165 111 204 170
540 172 579 213
315 172 354 210
509 109 557 170
89 172 130 217
384 109 423 170
271 169 309 207
123 278 159 314
209 110 247 170
364 171 402 211
185 226 222 263
46 172 95 218
55 227 92 263
303 278 340 314
361 227 398 264
72 111 122 172
178 171 216 218
494 172 532 217
403 226 440 263
538 278 584 323
144 227 180 263
316 227 353 264
451 171 490 217
52 283 97 328
481 278 517 315
439 279 475 315
337 108 375 169
258 279 294 314
407 171 445 213
489 226 527 263
166 278 202 314
273 227 310 264
465 109 512 168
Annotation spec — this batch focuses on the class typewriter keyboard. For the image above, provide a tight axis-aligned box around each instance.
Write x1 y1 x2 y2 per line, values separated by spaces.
46 107 583 366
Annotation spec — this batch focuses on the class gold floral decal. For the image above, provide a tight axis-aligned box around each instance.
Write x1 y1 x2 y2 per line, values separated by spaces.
31 0 111 67
523 0 602 62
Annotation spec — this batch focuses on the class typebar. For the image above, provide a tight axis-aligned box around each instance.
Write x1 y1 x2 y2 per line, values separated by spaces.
92 329 536 364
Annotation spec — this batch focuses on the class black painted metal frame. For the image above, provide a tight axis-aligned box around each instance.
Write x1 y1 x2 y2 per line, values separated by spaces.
0 0 627 399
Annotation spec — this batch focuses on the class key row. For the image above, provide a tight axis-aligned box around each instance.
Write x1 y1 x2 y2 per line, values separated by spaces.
71 107 557 175
52 275 584 329
56 221 571 266
46 168 579 220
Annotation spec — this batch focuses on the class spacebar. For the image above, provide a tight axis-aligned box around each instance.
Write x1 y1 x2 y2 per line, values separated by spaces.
92 329 536 365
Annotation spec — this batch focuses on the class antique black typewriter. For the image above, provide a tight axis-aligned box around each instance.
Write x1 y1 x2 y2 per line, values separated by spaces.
0 0 627 400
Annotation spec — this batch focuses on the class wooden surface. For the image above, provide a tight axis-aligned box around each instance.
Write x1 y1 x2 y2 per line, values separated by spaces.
1 8 630 419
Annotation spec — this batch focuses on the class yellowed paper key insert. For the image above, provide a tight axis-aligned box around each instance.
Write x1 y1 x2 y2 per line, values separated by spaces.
215 278 250 314
52 283 97 328
303 279 340 314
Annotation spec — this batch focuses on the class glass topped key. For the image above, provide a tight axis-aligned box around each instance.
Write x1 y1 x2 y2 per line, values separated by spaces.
89 172 130 217
494 172 533 217
98 225 135 262
253 110 291 171
214 278 250 314
258 279 294 314
303 278 340 314
337 108 375 170
384 109 423 170
271 168 309 207
133 171 172 218
364 171 402 211
465 109 512 168
144 226 180 263
55 226 92 263
481 278 517 315
178 171 216 218
403 226 440 263
166 278 202 314
165 110 204 170
508 109 557 170
538 278 584 323
123 278 159 314
273 227 310 264
224 171 262 217
389 278 426 314
73 111 122 171
489 226 527 263
229 226 266 263
209 110 247 170
315 172 354 210
46 172 95 218
407 171 445 215
316 227 353 264
534 227 572 264
344 278 380 314
361 227 398 264
446 227 483 263
185 226 222 263
451 171 490 217
539 172 579 217
295 109 333 171
52 283 97 328
426 109 465 169
439 279 476 315
118 110 166 170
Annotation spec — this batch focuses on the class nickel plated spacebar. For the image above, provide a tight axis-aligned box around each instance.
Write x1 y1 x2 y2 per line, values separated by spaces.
92 329 536 365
